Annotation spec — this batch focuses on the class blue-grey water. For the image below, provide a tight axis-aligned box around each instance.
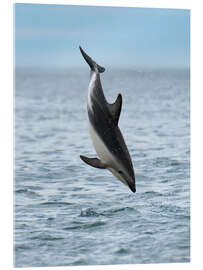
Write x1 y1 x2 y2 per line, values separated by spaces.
14 67 190 267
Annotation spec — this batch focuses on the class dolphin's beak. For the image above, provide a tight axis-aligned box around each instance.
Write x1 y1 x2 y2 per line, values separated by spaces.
79 46 95 70
128 183 136 193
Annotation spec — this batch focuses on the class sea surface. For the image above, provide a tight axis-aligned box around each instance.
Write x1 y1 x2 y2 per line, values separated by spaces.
14 67 190 267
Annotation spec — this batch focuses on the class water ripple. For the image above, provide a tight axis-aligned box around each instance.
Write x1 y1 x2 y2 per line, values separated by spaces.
64 221 106 230
14 68 190 266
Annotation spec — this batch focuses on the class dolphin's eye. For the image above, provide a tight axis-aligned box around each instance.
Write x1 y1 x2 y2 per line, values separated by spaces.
118 170 123 174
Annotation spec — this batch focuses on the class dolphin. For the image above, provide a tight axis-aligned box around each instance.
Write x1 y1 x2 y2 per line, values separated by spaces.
79 46 136 193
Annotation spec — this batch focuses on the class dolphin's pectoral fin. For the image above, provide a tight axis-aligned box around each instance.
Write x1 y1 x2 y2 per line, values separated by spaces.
80 155 107 169
108 93 122 125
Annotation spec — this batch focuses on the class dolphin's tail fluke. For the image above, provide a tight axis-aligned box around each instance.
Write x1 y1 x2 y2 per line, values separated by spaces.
79 46 105 73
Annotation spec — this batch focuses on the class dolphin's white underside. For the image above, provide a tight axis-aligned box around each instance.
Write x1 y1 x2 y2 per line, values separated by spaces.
88 72 96 110
88 119 128 187
88 120 113 166
87 73 110 163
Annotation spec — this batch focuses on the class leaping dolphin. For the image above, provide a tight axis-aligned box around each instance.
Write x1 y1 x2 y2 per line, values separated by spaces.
79 46 136 193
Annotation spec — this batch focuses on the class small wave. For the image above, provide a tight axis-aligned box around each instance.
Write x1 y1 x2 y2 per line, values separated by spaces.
15 188 33 193
72 187 83 191
135 174 151 182
47 217 55 221
39 150 59 155
15 188 40 197
115 247 129 255
15 244 32 251
153 157 187 170
30 235 64 241
15 188 34 194
80 208 100 217
80 207 135 218
72 258 87 266
103 207 135 216
22 185 43 191
40 201 73 206
170 160 181 166
152 203 190 219
144 231 153 235
64 221 106 230
142 191 163 198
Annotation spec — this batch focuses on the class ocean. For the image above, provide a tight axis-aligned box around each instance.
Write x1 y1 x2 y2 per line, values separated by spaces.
14 67 190 267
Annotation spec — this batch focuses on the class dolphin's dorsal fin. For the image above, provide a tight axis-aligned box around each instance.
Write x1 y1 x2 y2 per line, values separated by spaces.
108 93 122 125
80 155 107 169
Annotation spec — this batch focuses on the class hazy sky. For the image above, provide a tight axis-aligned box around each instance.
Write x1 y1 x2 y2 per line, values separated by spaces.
14 4 190 69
